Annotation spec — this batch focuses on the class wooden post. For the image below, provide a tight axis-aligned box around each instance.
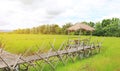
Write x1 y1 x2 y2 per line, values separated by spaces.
49 42 65 65
12 54 22 70
64 46 74 63
78 29 81 45
35 53 55 71
80 51 84 59
37 40 46 53
89 44 94 56
0 48 4 54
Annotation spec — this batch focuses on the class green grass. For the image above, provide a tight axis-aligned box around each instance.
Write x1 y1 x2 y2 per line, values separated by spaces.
0 34 89 54
0 34 120 71
0 34 71 54
56 37 120 71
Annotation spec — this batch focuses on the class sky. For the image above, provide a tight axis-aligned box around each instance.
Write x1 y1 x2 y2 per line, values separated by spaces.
0 0 120 30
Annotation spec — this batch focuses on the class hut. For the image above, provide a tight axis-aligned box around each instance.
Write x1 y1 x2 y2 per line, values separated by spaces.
67 22 95 44
67 22 95 32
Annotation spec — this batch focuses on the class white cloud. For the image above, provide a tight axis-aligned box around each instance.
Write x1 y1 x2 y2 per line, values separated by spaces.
0 0 120 30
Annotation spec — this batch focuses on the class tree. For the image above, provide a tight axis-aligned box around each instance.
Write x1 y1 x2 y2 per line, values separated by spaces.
12 17 120 37
93 22 104 36
89 21 95 27
101 19 111 27
62 23 73 34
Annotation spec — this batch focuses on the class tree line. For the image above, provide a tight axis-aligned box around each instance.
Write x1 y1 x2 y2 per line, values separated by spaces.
13 23 73 34
13 18 120 37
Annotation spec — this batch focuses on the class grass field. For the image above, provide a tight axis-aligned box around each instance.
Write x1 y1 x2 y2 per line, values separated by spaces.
56 36 120 71
0 34 71 54
0 34 120 71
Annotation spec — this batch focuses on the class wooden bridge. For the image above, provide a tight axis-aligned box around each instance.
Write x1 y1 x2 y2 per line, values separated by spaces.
0 39 102 71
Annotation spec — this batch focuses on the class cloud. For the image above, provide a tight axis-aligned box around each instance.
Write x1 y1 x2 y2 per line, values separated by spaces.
47 9 63 16
19 0 34 5
0 20 8 26
0 0 120 30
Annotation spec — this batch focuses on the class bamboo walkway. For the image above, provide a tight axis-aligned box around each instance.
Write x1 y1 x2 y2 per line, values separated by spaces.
0 40 102 71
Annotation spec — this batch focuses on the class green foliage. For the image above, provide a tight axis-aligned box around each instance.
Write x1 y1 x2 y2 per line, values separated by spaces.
61 22 73 34
12 18 120 37
93 18 120 37
56 37 120 71
101 19 112 27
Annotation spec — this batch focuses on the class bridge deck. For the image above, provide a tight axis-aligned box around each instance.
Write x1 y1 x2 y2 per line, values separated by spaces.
0 46 95 68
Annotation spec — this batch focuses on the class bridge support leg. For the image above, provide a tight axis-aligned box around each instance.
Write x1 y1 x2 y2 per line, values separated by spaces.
79 51 84 59
1 67 10 71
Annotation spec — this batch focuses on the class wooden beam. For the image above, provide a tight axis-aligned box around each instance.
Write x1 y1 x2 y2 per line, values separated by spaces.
0 55 11 69
35 53 55 71
49 42 66 65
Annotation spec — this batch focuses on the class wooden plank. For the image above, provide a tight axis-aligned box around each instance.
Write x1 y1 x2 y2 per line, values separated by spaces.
0 45 100 68
0 55 11 68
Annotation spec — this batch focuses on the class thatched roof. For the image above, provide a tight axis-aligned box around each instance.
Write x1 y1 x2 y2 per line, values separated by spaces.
67 23 95 32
